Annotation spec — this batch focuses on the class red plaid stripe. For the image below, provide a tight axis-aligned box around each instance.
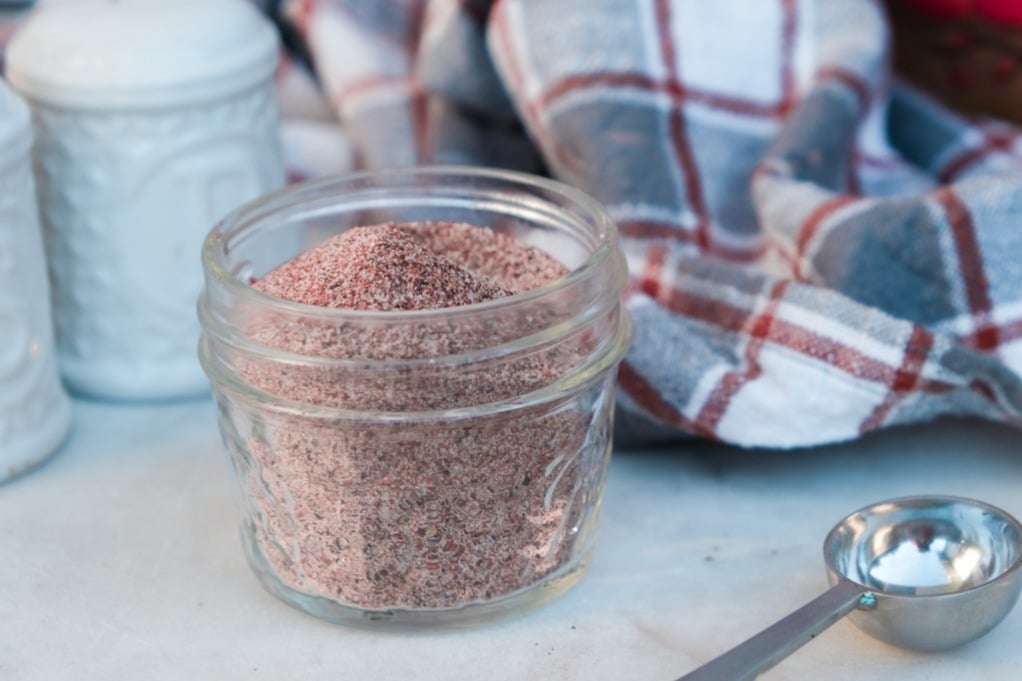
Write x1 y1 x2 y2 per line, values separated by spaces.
620 221 767 263
618 360 708 437
934 187 999 351
639 242 668 299
655 0 710 251
858 325 934 432
694 280 789 432
938 126 1022 183
639 259 959 393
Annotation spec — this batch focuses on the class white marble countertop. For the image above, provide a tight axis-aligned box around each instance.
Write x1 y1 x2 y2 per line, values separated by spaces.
2 397 1020 680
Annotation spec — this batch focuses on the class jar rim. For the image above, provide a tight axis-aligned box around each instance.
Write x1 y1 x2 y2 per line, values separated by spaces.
198 288 611 371
198 313 632 421
199 165 633 415
201 165 621 326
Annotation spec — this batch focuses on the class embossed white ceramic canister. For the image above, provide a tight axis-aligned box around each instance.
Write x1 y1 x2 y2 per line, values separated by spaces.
0 78 71 481
6 0 285 400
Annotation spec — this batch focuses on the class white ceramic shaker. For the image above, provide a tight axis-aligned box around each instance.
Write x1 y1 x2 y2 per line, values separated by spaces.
0 78 71 481
6 0 285 400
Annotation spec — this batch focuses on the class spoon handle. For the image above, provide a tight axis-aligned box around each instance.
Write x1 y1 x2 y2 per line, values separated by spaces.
676 580 870 681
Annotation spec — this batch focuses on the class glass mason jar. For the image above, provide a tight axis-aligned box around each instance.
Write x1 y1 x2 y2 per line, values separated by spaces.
198 167 631 626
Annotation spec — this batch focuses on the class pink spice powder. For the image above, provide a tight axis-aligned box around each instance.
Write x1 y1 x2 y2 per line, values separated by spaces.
236 222 599 611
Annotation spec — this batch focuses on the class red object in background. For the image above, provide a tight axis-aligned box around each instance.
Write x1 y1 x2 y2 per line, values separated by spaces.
888 0 1022 122
894 0 1022 25
975 0 1022 27
896 0 972 20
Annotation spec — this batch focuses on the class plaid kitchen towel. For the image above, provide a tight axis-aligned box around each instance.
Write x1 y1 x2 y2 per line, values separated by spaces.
208 0 1022 447
7 1 1022 448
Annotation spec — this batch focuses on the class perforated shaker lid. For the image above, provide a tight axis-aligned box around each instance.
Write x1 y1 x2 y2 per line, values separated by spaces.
0 77 31 159
6 0 279 109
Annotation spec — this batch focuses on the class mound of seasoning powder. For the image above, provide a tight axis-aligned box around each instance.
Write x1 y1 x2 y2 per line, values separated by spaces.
241 222 596 610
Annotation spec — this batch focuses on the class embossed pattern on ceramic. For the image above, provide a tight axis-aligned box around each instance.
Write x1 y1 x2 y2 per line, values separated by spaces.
30 86 283 398
0 80 71 481
6 0 285 400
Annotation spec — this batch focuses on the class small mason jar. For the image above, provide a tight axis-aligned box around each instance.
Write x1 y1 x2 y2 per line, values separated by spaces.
198 167 631 625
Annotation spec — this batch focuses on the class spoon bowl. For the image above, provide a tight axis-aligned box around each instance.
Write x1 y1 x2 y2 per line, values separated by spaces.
825 496 1022 651
679 495 1022 680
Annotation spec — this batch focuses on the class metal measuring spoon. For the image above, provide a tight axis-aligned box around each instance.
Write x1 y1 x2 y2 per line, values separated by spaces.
678 495 1022 681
